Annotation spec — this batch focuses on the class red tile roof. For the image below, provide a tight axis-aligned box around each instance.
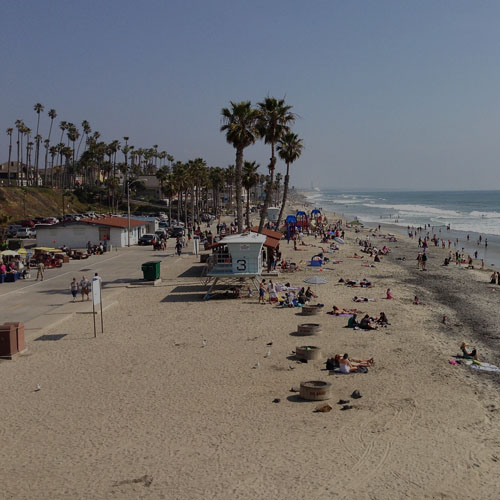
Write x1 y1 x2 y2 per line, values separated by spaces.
78 216 147 228
250 227 283 240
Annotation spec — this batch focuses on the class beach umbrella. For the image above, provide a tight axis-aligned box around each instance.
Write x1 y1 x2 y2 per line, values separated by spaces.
17 248 27 255
0 250 19 257
304 276 328 285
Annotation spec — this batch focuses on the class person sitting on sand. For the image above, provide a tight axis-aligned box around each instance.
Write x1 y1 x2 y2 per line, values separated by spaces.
347 314 358 328
413 296 420 305
305 286 317 299
460 342 478 361
374 254 381 263
376 312 389 326
339 353 374 373
359 314 378 330
490 272 497 284
386 288 393 299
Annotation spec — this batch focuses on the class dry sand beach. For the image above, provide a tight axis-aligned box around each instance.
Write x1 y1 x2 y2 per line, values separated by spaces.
1 204 500 499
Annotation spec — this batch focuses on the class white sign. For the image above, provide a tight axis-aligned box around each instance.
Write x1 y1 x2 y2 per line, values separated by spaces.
92 277 102 305
193 237 200 255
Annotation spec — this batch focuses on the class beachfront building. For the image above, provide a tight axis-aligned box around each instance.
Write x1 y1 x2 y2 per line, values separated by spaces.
35 216 148 249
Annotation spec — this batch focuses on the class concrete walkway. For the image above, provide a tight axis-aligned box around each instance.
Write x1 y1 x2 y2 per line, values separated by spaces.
1 245 178 340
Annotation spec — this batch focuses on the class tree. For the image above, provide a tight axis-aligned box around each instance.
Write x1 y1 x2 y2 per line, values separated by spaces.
276 132 303 227
33 103 44 186
6 128 13 186
220 101 260 232
44 109 57 185
256 97 295 232
242 161 260 228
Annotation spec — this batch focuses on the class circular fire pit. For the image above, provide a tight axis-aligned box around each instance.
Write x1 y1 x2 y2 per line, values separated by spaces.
302 304 323 316
296 345 322 361
299 380 332 401
297 323 322 336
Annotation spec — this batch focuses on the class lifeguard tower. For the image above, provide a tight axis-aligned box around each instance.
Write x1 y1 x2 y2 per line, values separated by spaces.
266 207 280 222
203 232 266 299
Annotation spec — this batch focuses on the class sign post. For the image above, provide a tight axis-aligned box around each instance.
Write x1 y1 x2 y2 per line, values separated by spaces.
92 275 103 337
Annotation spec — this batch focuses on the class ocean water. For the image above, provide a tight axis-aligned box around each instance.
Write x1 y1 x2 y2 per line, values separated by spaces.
305 190 500 267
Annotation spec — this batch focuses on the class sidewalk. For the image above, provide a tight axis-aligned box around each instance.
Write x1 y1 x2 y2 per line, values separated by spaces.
1 245 178 339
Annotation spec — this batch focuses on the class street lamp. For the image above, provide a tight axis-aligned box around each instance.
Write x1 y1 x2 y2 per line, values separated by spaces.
127 178 141 247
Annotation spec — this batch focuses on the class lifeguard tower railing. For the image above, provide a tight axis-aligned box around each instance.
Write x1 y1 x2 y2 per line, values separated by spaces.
206 247 233 275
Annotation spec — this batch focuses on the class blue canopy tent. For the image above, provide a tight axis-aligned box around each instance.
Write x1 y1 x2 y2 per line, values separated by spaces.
296 210 308 230
285 215 297 240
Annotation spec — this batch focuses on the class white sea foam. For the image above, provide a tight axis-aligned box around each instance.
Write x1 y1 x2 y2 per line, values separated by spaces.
361 203 461 217
469 211 500 219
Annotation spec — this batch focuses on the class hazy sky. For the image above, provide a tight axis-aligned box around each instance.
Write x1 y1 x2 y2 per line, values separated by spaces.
2 0 500 190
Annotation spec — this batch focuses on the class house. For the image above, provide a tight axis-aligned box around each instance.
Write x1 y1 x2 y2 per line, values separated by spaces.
35 216 149 249
137 175 162 198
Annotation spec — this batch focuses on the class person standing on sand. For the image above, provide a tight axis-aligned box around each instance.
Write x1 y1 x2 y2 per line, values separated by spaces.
259 279 266 304
421 252 427 270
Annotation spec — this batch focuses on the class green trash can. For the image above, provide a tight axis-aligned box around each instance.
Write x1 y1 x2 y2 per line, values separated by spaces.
141 261 161 281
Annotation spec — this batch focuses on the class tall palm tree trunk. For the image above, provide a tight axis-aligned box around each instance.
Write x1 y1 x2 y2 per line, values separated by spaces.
235 147 244 232
258 146 276 232
246 187 251 228
276 164 290 229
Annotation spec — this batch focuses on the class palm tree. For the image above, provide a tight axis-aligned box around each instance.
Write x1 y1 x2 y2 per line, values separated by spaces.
23 127 32 185
220 101 260 232
276 132 303 227
15 120 24 184
44 109 57 185
256 97 295 232
275 172 282 205
33 103 44 186
225 164 235 209
242 161 260 228
6 128 13 186
76 120 91 159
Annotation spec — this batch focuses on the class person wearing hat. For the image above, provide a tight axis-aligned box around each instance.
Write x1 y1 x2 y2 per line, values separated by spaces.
460 342 478 361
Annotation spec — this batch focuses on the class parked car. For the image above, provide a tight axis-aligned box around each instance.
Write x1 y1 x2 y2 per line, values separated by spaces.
19 220 35 228
170 226 185 238
43 217 59 224
7 225 24 237
16 227 36 238
155 229 168 239
138 234 158 246
159 221 169 229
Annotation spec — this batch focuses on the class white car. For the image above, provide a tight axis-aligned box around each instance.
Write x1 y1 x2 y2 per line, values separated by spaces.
16 227 36 238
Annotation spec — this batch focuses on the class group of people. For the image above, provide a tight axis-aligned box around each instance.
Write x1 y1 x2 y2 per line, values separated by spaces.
69 275 92 302
347 312 389 330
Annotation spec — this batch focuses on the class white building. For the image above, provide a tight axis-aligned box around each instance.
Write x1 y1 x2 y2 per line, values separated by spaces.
35 216 148 249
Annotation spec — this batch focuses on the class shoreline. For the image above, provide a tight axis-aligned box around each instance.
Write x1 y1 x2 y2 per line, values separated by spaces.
301 190 500 267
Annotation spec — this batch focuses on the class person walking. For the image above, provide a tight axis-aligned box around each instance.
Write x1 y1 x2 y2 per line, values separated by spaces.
175 239 182 256
69 278 79 302
36 261 45 281
80 275 90 301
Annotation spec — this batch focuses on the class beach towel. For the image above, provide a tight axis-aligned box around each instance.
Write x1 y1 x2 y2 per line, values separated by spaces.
467 361 500 373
